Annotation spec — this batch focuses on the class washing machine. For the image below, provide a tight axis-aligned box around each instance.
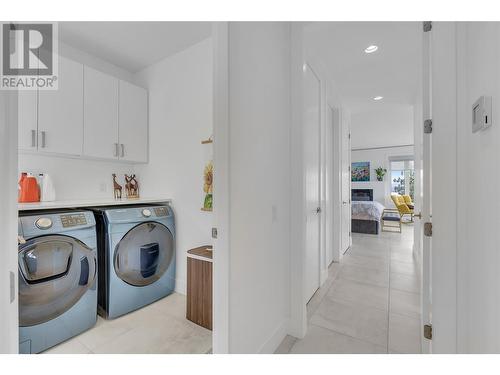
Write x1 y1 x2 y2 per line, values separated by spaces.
18 210 98 354
91 204 175 319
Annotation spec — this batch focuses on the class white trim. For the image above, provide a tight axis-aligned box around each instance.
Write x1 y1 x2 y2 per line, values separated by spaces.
258 319 289 354
288 23 307 339
212 21 230 354
430 21 458 353
174 278 187 295
0 90 19 354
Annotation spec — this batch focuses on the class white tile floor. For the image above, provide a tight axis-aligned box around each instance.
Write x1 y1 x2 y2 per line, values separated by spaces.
276 224 421 354
43 292 212 354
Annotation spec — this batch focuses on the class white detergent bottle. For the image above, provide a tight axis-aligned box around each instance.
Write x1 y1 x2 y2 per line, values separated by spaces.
39 173 56 202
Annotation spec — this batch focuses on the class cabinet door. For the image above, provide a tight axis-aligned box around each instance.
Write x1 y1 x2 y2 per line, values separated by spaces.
83 66 119 159
37 56 83 156
18 91 38 151
118 80 148 163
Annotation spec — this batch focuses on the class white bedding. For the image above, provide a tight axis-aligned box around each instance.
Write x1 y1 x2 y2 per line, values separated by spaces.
351 201 385 221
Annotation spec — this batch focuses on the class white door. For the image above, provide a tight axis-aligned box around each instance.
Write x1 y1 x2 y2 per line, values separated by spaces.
18 91 37 151
420 22 433 354
325 104 334 266
37 55 83 156
83 66 119 159
340 109 351 254
304 64 321 303
118 80 148 163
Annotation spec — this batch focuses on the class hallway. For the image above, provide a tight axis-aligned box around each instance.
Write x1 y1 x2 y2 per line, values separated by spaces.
276 225 421 354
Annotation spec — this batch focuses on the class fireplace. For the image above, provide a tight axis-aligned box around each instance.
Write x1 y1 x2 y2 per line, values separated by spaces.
352 189 373 202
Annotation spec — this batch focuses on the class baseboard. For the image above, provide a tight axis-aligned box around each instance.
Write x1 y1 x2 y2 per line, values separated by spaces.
175 277 186 295
257 319 289 354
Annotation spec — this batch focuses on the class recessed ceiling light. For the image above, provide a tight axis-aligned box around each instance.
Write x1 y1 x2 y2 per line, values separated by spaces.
373 96 384 101
365 45 378 54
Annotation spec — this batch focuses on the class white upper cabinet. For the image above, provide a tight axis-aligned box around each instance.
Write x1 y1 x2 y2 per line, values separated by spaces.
37 55 84 156
83 66 119 159
17 54 148 163
18 91 38 152
118 80 148 163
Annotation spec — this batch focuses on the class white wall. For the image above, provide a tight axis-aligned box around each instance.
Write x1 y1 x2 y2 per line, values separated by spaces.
351 145 414 207
456 22 500 353
18 154 137 201
59 41 135 83
18 42 140 201
227 22 291 353
134 38 213 295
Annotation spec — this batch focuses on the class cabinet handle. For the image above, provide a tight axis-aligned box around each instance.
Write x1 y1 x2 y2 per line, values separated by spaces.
114 143 119 157
41 131 46 148
31 130 36 147
120 144 125 157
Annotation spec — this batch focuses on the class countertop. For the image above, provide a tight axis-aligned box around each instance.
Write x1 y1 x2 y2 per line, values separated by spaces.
187 245 213 262
18 197 172 211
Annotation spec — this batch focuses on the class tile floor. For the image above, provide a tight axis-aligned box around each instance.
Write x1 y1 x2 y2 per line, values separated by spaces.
276 224 421 354
43 292 212 354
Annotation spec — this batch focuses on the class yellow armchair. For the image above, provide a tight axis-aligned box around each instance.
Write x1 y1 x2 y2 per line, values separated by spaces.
390 194 414 222
402 194 414 209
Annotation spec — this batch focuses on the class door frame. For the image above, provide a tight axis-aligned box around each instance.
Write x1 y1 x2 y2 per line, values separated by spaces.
212 21 230 353
427 21 458 353
0 90 19 354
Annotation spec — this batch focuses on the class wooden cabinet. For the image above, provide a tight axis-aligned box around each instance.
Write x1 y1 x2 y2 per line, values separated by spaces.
83 66 119 159
37 56 84 156
186 246 213 330
118 80 148 163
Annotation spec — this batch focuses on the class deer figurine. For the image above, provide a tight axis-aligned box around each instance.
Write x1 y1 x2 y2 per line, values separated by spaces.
112 173 122 199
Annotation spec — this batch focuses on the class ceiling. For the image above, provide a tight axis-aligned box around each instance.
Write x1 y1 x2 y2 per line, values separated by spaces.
304 22 421 112
304 22 421 148
58 22 212 73
350 104 414 149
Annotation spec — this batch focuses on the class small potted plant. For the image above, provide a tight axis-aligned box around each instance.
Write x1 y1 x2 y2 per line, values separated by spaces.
375 167 387 182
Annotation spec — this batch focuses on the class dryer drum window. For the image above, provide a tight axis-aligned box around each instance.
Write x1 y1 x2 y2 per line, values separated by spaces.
114 222 174 287
18 235 97 327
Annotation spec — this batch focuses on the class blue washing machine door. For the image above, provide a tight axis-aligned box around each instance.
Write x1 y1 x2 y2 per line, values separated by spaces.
114 222 174 287
18 235 97 327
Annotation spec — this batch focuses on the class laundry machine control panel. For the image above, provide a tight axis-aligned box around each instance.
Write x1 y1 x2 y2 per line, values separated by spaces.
60 213 88 228
153 207 169 217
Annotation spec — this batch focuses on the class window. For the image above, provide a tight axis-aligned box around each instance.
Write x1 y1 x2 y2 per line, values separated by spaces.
390 159 414 199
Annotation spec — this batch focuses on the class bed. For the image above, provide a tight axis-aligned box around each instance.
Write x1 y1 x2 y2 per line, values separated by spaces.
351 189 385 235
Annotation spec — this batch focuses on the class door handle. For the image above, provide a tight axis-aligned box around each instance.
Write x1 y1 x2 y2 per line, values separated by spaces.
342 201 348 205
120 144 125 157
316 207 321 214
31 130 36 147
41 131 46 148
414 212 422 219
114 143 119 157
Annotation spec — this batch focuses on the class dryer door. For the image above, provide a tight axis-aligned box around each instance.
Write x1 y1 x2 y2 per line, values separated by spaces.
18 235 96 327
114 222 174 287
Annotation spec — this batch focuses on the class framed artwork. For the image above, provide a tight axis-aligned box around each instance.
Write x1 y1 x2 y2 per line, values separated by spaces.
351 161 370 182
